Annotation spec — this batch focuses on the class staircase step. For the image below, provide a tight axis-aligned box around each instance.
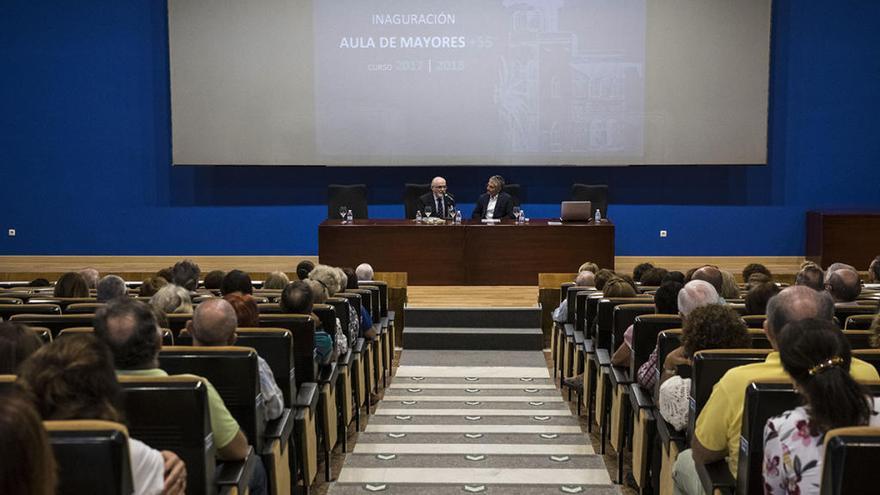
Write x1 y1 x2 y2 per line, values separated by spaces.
405 307 540 328
404 327 543 350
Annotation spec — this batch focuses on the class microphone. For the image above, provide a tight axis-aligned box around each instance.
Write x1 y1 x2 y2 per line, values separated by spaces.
444 192 455 202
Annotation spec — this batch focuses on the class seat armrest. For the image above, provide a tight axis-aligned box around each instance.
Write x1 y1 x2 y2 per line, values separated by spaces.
380 316 389 329
654 415 686 450
262 409 294 454
216 446 257 494
564 323 575 338
582 338 594 354
610 365 631 387
387 310 395 322
596 348 611 367
295 382 319 410
697 459 736 495
629 383 654 410
338 349 353 366
319 362 339 385
573 330 585 346
352 338 365 354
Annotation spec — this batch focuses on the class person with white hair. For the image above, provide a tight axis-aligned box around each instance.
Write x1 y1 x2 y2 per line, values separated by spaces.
355 263 374 282
418 176 456 219
552 271 596 324
635 280 721 390
79 267 100 289
149 284 193 315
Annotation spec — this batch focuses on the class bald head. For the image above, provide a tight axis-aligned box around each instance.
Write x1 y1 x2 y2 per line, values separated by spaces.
677 280 721 317
766 285 835 338
826 268 861 302
191 298 238 346
825 262 856 282
575 271 595 287
356 263 374 281
691 266 723 294
94 299 161 369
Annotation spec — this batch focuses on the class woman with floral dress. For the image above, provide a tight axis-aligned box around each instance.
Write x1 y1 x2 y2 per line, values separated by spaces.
763 318 880 494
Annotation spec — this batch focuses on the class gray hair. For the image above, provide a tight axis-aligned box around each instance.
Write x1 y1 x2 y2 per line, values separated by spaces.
304 279 327 304
489 175 505 189
795 265 825 291
309 264 341 296
719 270 740 299
826 269 862 302
333 267 348 291
79 268 100 289
825 262 856 282
575 271 595 287
677 280 721 317
150 284 193 314
355 263 374 281
766 285 835 337
96 275 127 302
262 271 290 290
191 298 237 345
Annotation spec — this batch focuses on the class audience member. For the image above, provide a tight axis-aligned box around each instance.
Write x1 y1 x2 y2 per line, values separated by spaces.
53 272 89 298
825 262 856 282
869 255 880 283
296 260 315 281
309 264 342 296
170 259 200 292
221 269 254 296
188 299 283 422
79 267 100 289
744 281 781 315
826 268 862 303
691 266 724 296
156 267 174 285
795 264 825 291
746 272 772 288
262 271 290 290
742 263 771 284
603 277 637 298
763 318 880 495
594 269 616 291
150 284 192 315
611 281 683 367
632 262 655 283
578 261 600 274
18 335 187 495
639 267 668 287
637 280 720 391
0 393 57 495
26 278 50 287
719 271 740 300
139 276 167 297
658 305 751 431
93 299 250 462
203 270 226 291
663 271 686 285
343 267 374 338
355 263 374 281
224 292 259 328
551 271 596 324
96 274 127 302
0 322 43 374
280 281 335 364
674 286 879 494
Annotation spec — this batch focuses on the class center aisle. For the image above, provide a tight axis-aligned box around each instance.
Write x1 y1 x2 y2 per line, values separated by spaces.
329 350 619 494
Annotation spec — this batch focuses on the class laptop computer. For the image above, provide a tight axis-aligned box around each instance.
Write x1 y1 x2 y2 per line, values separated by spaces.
560 201 592 222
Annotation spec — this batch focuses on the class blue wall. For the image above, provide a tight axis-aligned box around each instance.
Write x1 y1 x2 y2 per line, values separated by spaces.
2 1 879 257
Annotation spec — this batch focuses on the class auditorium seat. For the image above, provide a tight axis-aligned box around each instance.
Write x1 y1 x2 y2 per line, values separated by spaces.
0 303 61 320
845 314 875 330
327 184 368 220
0 374 16 395
741 314 766 329
403 183 430 219
10 313 95 338
821 425 880 495
0 296 23 304
312 304 342 476
64 302 106 314
118 375 257 495
45 419 133 495
571 183 609 218
336 293 370 427
503 183 523 206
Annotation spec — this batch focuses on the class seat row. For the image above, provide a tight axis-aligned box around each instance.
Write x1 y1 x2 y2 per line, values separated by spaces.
549 282 880 494
0 280 396 495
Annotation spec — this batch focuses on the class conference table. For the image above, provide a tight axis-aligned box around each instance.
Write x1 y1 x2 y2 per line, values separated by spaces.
318 219 615 285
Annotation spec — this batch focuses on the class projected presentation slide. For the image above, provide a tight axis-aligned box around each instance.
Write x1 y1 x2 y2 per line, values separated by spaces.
313 0 645 160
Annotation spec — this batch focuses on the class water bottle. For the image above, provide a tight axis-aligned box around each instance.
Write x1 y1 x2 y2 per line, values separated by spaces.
345 209 353 223
454 209 462 224
594 208 601 223
415 210 423 223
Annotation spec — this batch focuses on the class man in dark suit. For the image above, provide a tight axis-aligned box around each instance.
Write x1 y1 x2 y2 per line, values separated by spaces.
418 176 456 219
471 175 515 220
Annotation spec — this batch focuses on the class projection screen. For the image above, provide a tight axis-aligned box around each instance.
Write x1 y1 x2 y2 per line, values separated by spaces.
168 0 771 166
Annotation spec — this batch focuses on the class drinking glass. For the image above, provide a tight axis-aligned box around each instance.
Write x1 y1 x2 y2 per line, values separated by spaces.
338 205 348 223
424 205 433 218
513 206 522 224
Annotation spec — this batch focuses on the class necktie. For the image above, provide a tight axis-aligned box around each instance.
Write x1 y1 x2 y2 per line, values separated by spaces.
437 197 443 217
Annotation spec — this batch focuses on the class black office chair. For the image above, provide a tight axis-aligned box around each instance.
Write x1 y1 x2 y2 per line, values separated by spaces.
403 183 431 219
327 184 368 220
571 183 609 218
504 183 523 206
